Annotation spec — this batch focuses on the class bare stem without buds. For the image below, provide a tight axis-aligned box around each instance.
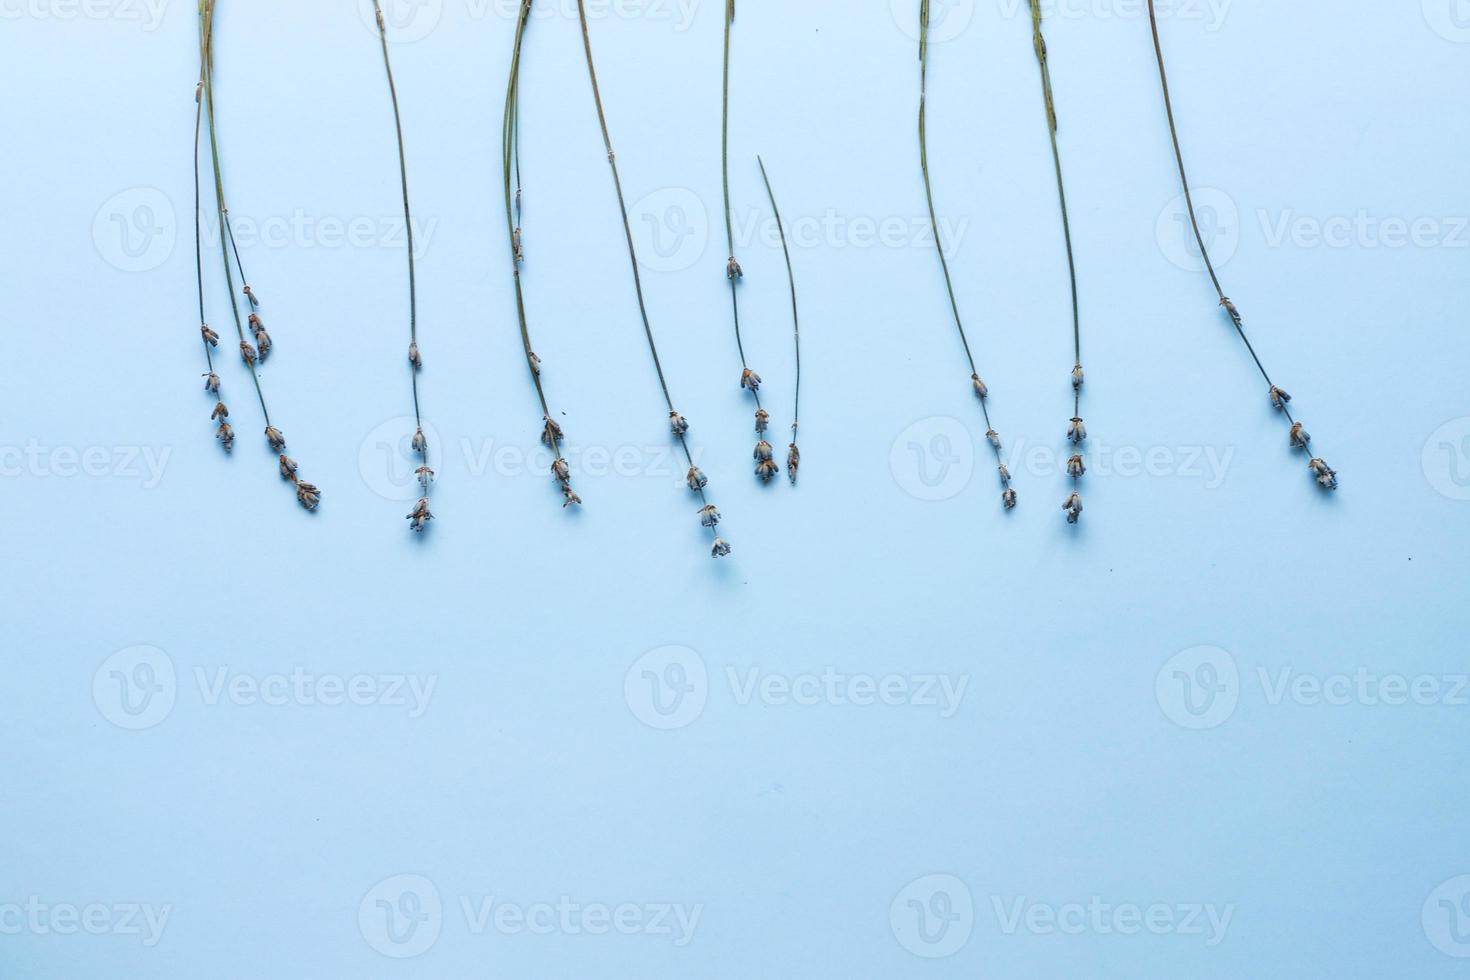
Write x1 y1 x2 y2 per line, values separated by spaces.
576 0 731 557
722 0 770 480
918 0 1014 510
1027 1 1087 524
370 0 433 529
1146 0 1336 492
504 0 580 510
757 156 801 487
198 0 318 511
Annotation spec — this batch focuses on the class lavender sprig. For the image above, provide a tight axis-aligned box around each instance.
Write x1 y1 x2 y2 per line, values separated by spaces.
756 156 802 486
1147 0 1337 492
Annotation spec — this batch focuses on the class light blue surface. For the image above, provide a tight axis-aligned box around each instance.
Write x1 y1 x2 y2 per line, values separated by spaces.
3 0 1470 976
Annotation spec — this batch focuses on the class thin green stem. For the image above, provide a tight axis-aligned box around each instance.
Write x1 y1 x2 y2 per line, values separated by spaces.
576 0 723 541
192 74 214 374
722 0 760 415
757 156 799 436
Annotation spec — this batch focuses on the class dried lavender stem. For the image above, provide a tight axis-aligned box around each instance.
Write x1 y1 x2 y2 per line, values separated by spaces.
1028 1 1086 523
918 0 1014 509
1147 0 1336 490
756 156 801 486
504 0 579 509
576 0 731 556
370 0 433 527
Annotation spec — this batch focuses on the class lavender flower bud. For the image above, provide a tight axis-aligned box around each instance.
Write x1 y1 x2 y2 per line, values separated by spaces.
1269 385 1291 410
972 374 988 399
998 463 1011 485
756 459 780 482
1309 458 1338 491
542 416 564 449
279 454 298 480
551 458 571 483
699 504 721 528
249 314 271 361
755 409 769 434
711 537 732 558
243 284 258 308
412 427 428 454
527 351 541 376
1002 488 1017 510
1063 491 1083 524
406 497 433 532
204 372 221 393
1220 296 1243 326
1289 422 1310 448
417 466 436 487
787 443 800 485
1072 365 1085 391
408 342 422 370
726 256 742 280
201 324 219 347
211 402 229 420
1067 454 1085 479
754 440 774 462
1068 417 1087 445
740 368 762 392
687 467 708 491
240 340 257 366
670 412 690 436
296 482 322 511
986 430 1002 451
562 487 582 508
265 426 286 452
216 421 234 452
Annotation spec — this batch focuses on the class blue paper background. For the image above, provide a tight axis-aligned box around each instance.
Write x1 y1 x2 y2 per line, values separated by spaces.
3 0 1470 976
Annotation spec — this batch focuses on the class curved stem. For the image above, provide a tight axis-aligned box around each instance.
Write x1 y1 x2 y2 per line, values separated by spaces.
757 156 799 436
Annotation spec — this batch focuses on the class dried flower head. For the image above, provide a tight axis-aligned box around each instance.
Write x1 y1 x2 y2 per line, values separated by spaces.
527 351 541 376
1289 422 1310 448
987 430 1002 451
240 340 257 366
201 324 219 347
265 426 286 452
687 467 708 491
295 481 322 511
998 463 1011 485
726 256 742 280
513 227 524 263
408 341 422 371
1067 454 1086 479
249 314 271 361
1002 488 1017 510
755 409 769 434
551 458 570 483
1220 296 1243 327
211 401 229 420
562 486 582 508
204 372 220 393
1072 365 1085 391
412 427 428 454
1309 457 1338 490
699 504 721 527
417 465 435 487
670 411 689 436
1269 385 1291 410
279 454 298 480
754 440 774 462
406 496 433 532
1063 491 1083 524
711 537 732 558
243 284 258 308
787 443 800 485
756 459 780 482
541 416 564 449
740 368 761 392
216 421 234 452
972 374 988 399
1068 417 1087 445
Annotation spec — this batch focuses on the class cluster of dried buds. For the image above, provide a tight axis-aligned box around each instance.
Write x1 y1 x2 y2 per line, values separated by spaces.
1271 382 1337 491
676 422 729 558
1063 365 1086 524
405 425 433 531
974 377 1017 510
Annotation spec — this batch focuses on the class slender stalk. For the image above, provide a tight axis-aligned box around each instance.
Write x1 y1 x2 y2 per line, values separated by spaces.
1147 0 1337 491
200 0 319 510
722 0 771 480
370 0 434 529
1028 1 1086 524
918 0 1014 509
503 0 579 509
757 156 801 486
193 34 228 452
576 0 731 557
